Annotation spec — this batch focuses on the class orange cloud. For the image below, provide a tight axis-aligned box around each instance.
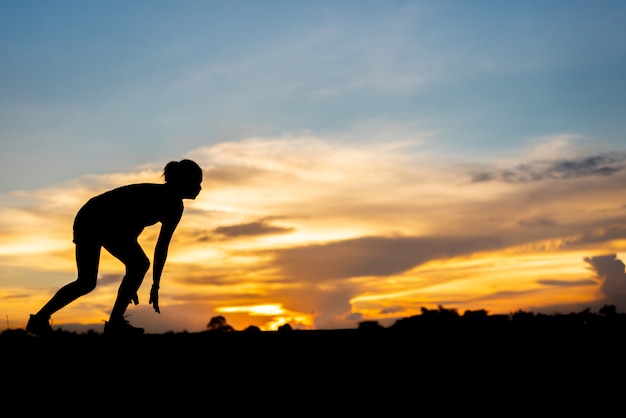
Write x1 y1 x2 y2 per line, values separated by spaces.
2 134 626 333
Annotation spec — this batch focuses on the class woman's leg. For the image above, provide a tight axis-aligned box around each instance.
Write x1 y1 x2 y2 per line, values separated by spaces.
36 242 101 318
27 242 100 336
103 239 150 322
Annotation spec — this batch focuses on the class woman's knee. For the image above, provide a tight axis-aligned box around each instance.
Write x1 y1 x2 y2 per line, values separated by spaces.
129 255 150 276
74 276 98 295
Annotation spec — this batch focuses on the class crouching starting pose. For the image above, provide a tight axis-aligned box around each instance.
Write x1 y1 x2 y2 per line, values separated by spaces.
26 159 203 336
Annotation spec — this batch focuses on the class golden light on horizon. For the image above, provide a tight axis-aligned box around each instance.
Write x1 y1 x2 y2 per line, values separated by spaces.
349 246 607 320
216 303 314 330
218 303 286 316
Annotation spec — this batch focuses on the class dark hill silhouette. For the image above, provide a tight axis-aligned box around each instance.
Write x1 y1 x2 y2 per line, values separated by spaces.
2 306 623 414
5 304 626 340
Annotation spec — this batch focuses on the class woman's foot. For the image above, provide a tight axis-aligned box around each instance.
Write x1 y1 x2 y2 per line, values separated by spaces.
26 314 54 337
103 318 145 336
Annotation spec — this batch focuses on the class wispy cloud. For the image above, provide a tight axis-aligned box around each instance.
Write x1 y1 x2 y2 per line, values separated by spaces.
470 153 626 183
536 279 598 287
267 235 502 283
211 218 295 240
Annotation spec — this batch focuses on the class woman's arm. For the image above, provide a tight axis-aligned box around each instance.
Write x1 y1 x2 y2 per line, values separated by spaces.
150 212 181 313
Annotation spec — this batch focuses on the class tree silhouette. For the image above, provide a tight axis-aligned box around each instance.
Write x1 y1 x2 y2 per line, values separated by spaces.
278 323 293 333
358 320 384 331
206 315 234 332
599 304 617 316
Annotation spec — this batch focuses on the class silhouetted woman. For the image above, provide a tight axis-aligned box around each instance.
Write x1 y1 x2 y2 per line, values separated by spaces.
26 159 203 336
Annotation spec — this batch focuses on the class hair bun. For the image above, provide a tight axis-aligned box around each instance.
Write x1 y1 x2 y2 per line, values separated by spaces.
163 159 202 184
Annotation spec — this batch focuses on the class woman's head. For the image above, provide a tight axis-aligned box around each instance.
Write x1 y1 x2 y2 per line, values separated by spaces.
163 159 203 199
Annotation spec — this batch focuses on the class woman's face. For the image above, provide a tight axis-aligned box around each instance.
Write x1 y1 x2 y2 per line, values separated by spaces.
181 172 203 199
184 180 202 199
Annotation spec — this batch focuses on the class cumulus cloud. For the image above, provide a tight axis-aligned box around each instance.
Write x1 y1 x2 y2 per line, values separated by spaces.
584 254 626 308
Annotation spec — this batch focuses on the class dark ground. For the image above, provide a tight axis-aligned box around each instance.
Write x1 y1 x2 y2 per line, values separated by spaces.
3 313 625 414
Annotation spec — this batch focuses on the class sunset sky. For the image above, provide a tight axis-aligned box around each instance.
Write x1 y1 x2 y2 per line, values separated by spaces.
1 1 625 333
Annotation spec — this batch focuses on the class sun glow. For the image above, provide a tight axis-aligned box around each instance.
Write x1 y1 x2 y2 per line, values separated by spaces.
217 304 286 316
216 304 315 330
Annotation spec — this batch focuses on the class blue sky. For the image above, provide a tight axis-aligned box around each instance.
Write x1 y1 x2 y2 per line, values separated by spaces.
2 1 625 192
2 1 626 332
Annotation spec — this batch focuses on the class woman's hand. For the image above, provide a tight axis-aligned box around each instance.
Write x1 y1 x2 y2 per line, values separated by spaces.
149 284 160 313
